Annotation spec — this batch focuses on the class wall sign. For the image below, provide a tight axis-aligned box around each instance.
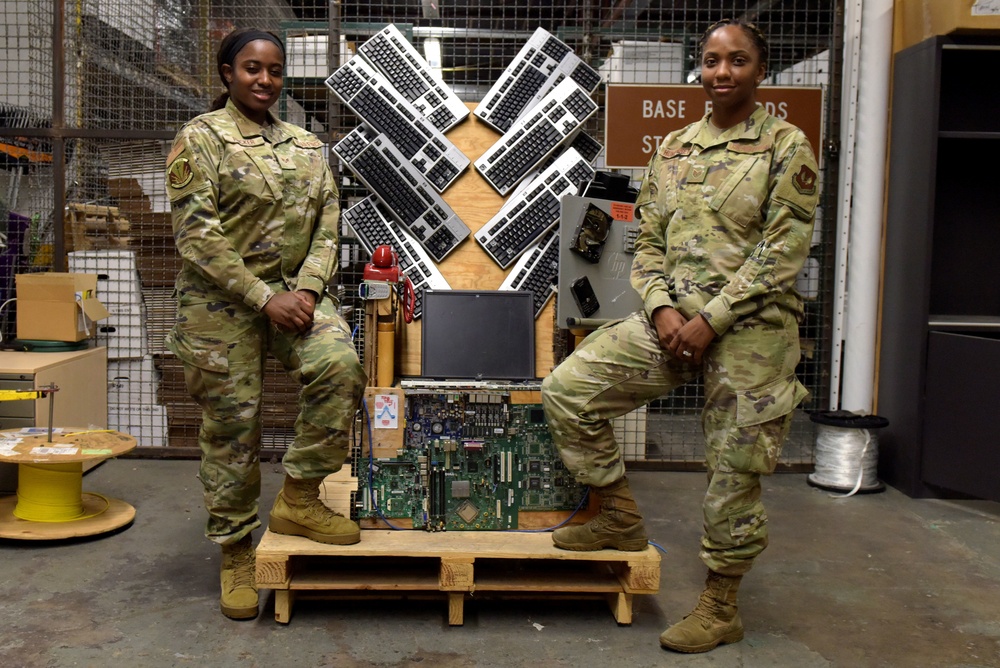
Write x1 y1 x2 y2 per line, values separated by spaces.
604 84 824 169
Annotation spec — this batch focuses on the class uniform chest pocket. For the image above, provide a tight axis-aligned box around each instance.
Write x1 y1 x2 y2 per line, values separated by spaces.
708 155 765 228
653 153 692 216
225 148 282 207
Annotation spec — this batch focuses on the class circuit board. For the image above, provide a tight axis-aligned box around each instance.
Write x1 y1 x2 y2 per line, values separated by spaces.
354 390 586 531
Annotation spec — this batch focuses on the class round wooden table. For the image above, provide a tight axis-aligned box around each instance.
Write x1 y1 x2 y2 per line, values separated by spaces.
0 428 136 540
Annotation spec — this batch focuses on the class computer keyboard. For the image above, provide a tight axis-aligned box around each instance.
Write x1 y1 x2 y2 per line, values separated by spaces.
334 124 470 263
499 228 559 318
326 56 469 192
474 27 601 133
506 130 604 202
474 78 598 196
476 147 595 268
357 24 470 133
342 195 451 319
561 130 604 165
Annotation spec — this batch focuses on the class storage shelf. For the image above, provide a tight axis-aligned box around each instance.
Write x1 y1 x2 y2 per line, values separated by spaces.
928 315 1000 331
938 131 1000 139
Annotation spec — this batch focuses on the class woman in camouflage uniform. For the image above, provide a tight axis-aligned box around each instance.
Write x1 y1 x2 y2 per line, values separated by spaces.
541 19 819 652
165 28 366 620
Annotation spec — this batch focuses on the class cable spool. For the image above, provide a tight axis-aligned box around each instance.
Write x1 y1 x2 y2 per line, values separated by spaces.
13 462 110 522
808 410 889 497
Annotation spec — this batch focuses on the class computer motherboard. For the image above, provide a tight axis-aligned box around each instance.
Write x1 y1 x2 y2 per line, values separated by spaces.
354 387 587 531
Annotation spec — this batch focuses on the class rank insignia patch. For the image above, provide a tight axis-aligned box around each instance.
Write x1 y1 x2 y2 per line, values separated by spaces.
688 163 707 184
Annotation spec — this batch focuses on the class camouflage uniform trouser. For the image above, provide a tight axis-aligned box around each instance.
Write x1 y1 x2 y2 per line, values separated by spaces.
168 292 366 546
541 306 807 576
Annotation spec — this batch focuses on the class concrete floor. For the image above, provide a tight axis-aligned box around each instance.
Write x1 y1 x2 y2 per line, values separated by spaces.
1 460 999 668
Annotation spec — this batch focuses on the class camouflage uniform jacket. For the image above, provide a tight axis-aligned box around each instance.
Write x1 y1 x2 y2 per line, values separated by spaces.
631 105 819 336
165 99 340 309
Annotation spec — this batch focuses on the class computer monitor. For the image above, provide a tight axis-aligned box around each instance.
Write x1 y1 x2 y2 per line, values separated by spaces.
420 290 535 380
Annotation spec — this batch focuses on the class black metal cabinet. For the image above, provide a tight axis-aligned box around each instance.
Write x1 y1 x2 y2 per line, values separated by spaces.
878 36 1000 501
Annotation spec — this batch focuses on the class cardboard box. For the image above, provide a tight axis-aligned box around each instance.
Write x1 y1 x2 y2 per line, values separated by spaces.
895 0 1000 52
108 355 160 404
16 273 110 342
67 250 143 307
97 304 149 359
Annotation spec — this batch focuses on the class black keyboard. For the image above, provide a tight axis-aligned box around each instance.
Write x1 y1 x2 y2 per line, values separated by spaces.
564 130 604 164
357 24 470 133
507 130 603 202
475 27 601 133
342 195 451 319
499 228 560 317
476 147 595 268
334 124 470 263
474 79 598 196
326 56 469 192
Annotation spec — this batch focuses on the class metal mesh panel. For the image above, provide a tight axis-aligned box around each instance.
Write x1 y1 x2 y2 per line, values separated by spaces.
0 1 839 465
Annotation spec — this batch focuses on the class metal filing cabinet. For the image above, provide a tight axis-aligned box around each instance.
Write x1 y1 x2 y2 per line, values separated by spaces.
0 347 108 493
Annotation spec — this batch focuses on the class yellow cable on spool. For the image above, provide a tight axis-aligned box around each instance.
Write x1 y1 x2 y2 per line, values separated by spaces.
13 462 109 522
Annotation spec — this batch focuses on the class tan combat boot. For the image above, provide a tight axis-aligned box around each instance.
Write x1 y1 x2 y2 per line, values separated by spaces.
220 534 258 620
659 570 744 652
551 476 648 551
268 474 361 545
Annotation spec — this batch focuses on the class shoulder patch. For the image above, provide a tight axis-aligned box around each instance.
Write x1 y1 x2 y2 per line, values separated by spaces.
772 145 820 219
167 155 194 189
165 145 210 202
792 163 818 196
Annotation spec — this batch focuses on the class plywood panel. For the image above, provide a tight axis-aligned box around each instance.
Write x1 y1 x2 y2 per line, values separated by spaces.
396 102 556 378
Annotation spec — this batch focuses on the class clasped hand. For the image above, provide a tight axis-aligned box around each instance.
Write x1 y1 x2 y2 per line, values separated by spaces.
652 306 716 365
263 290 317 334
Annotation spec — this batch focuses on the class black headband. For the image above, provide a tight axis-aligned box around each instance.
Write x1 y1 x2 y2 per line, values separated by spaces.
219 30 285 86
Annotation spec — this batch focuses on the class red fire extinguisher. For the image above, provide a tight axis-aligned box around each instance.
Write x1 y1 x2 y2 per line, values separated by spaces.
363 245 415 323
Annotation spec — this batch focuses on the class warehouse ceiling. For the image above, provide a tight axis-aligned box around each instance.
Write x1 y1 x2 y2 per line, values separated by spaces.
285 0 838 74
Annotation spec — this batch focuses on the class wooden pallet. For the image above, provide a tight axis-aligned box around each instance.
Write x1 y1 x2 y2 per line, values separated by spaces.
65 202 132 251
255 529 661 626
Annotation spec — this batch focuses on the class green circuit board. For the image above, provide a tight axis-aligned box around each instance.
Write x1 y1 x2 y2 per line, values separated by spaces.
354 391 586 531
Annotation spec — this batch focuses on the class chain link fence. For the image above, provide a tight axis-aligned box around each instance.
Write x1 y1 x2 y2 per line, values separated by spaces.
0 1 840 467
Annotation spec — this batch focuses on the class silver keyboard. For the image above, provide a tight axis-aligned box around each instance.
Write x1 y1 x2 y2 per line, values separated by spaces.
334 124 470 263
499 228 559 318
474 27 601 133
476 147 595 268
342 195 451 319
474 79 598 196
357 24 470 133
326 56 469 192
505 130 603 203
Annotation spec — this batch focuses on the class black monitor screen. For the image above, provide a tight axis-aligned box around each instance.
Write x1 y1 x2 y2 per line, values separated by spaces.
420 290 535 380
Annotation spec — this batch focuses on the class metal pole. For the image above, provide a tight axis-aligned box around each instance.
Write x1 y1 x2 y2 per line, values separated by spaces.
840 0 893 414
52 0 66 271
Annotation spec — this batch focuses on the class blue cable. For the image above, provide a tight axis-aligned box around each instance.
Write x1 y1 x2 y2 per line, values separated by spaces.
507 489 590 533
361 399 404 531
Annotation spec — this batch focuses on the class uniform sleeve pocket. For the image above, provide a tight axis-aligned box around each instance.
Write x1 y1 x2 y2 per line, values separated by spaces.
736 373 808 428
167 326 229 373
